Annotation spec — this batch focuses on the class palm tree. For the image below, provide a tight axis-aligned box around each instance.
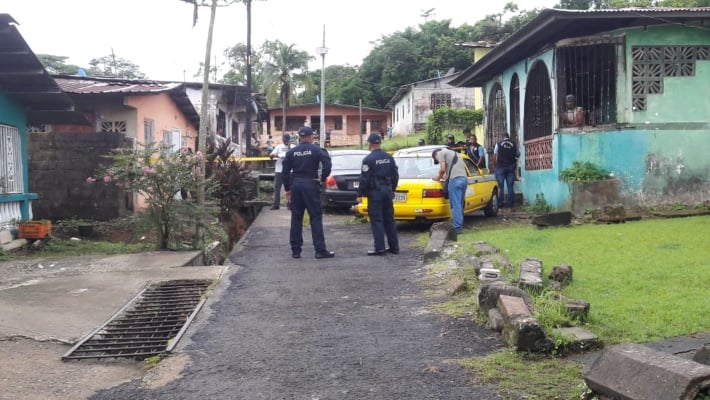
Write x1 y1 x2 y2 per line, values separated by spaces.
261 41 314 133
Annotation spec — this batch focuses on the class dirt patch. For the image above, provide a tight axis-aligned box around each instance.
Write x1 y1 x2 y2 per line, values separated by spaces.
0 337 143 400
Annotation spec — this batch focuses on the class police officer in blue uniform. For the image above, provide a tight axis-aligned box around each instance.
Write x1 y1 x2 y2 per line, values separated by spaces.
283 126 335 259
357 133 399 256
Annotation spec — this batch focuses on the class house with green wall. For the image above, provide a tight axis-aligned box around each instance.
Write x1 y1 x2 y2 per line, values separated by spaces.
0 14 87 237
452 8 710 214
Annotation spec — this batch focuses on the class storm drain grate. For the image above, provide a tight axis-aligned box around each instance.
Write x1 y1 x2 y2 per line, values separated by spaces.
62 279 214 361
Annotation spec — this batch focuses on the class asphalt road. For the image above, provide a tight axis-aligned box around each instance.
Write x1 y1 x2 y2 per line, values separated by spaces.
89 210 505 400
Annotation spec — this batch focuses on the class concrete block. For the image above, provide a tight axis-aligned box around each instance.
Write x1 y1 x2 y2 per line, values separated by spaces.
555 327 600 352
497 294 532 320
585 343 710 400
519 257 543 289
478 268 501 282
471 241 499 256
531 211 572 227
477 281 534 312
502 316 551 352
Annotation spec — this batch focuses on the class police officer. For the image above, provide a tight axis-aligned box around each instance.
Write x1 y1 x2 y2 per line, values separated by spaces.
491 132 520 212
283 126 335 259
357 133 399 256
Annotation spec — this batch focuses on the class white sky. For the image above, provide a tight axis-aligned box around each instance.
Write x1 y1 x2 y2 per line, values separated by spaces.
4 0 558 82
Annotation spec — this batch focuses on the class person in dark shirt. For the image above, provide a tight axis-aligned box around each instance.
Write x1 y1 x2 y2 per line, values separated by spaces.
491 132 520 212
357 133 399 256
282 126 335 259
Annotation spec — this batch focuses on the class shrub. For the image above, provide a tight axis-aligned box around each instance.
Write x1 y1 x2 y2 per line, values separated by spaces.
559 161 609 182
425 107 483 145
87 143 218 250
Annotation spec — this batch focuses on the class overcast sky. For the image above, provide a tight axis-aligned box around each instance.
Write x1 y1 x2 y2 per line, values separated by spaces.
4 0 558 82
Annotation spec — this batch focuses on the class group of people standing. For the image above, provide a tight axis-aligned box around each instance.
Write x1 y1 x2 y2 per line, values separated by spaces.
270 124 520 259
270 126 399 259
436 128 520 233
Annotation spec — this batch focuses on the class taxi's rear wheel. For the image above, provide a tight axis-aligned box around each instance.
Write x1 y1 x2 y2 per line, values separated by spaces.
484 190 499 217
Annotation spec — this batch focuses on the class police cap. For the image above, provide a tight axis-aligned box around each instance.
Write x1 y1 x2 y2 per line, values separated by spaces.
367 133 382 144
298 126 314 136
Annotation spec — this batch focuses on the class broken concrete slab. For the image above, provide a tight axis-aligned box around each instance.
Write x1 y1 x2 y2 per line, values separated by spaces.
519 257 543 290
423 222 456 262
502 315 551 353
585 343 710 400
531 211 572 227
555 327 600 352
477 281 534 312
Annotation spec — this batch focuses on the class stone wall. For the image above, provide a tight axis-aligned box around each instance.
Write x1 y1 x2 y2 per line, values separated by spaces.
28 132 129 221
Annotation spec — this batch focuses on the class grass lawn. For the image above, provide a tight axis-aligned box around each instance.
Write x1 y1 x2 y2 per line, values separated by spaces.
470 215 710 344
448 215 709 399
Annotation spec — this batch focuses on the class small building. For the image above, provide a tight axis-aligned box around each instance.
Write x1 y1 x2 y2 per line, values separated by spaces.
387 68 474 137
267 103 391 148
452 7 710 212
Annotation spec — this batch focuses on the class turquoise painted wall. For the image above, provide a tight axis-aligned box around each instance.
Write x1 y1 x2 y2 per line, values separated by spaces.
624 25 710 123
0 91 35 220
0 91 25 127
484 24 710 211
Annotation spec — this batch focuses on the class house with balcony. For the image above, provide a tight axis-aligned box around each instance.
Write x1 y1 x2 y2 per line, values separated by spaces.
451 7 710 213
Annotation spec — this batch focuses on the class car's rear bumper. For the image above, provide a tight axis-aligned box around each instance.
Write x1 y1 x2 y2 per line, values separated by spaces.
322 189 358 208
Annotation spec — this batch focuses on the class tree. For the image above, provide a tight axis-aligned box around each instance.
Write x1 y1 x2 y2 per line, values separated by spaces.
36 54 83 75
260 41 314 130
86 52 146 79
555 0 709 8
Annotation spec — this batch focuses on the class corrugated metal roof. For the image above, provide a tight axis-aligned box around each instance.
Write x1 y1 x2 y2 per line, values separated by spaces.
451 7 710 87
0 14 89 125
54 76 181 94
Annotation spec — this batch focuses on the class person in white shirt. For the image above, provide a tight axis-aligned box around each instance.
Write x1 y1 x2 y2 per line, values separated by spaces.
269 133 293 209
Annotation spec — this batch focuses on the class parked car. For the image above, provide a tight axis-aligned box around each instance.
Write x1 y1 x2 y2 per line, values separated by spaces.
322 149 370 209
356 145 498 221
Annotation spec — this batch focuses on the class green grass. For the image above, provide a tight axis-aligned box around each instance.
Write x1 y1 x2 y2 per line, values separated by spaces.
10 238 154 259
459 350 589 399
465 215 710 344
437 216 709 399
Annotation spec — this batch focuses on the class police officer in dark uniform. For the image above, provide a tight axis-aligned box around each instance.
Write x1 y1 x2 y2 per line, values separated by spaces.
357 133 399 256
283 126 335 259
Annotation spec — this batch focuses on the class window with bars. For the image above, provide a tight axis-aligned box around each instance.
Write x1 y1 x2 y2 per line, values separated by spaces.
485 83 506 150
430 93 451 110
523 61 553 171
556 43 617 126
101 120 127 133
144 119 154 145
0 124 23 194
524 61 553 141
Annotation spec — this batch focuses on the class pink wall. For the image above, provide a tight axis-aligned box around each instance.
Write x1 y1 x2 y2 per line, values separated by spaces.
127 93 198 151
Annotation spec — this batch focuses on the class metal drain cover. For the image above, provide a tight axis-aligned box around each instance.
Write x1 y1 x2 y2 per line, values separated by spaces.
62 279 214 361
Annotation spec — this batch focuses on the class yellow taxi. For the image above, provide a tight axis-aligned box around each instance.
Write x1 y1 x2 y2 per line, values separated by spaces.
355 145 499 221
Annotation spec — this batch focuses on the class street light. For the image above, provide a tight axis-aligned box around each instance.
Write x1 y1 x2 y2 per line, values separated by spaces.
316 25 327 147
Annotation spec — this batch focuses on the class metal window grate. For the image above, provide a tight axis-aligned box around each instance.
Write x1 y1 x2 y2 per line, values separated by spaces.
62 279 213 361
486 83 507 148
556 43 617 126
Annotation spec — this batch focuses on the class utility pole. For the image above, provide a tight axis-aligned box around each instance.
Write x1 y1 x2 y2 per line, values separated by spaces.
359 98 363 149
244 0 253 156
316 25 327 146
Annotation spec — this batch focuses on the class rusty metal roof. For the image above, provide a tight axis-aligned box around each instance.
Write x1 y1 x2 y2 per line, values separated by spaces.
0 14 89 125
54 75 200 128
451 7 710 87
54 76 182 94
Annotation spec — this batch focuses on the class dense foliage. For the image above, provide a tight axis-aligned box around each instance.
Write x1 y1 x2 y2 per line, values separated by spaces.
559 161 610 182
425 107 484 145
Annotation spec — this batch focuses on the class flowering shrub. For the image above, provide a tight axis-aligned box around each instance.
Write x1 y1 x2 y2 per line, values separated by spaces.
88 143 220 250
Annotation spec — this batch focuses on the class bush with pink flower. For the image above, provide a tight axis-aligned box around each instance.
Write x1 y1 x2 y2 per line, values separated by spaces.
86 143 221 250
